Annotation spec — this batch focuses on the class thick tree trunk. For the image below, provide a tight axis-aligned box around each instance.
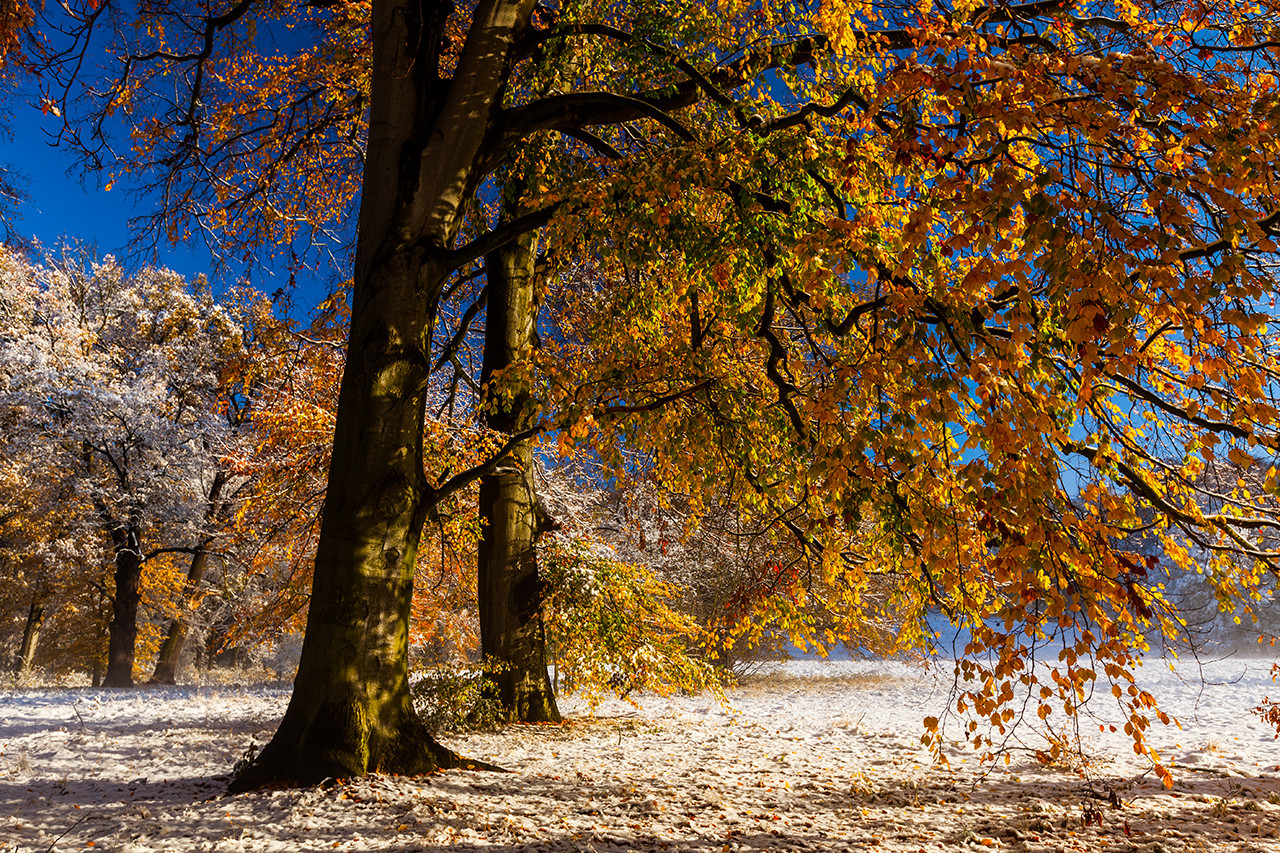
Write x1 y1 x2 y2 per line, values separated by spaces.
478 232 560 722
13 599 44 676
230 0 533 789
104 524 143 688
478 468 560 721
232 0 536 789
231 247 470 788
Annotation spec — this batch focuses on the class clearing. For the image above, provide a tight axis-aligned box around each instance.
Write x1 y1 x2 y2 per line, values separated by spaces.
1 657 1277 852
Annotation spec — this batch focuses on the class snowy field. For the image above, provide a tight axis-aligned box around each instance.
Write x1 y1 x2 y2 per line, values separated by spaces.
1 656 1278 852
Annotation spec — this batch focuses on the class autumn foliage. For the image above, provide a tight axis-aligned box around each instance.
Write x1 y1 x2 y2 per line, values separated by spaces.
8 0 1280 785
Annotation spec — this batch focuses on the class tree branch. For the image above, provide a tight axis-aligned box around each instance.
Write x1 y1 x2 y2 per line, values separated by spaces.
601 378 715 416
443 202 566 271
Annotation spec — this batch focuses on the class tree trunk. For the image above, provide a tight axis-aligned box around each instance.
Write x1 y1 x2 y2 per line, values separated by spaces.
104 523 143 688
478 231 560 722
152 470 229 685
231 249 468 787
478 468 560 721
149 547 208 684
231 0 535 789
13 599 44 676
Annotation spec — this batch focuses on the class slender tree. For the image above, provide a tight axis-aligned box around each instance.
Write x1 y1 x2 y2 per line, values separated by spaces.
478 225 560 722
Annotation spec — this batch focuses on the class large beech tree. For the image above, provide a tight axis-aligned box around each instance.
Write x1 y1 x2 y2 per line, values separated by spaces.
26 0 1280 787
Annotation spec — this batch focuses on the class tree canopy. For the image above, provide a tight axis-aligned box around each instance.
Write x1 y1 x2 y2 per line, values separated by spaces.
13 0 1280 787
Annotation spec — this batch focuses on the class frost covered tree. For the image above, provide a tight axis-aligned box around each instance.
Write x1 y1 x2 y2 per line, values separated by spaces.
0 247 248 686
0 417 87 677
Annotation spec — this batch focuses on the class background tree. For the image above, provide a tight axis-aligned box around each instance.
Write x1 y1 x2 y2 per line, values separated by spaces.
145 287 285 683
0 419 87 678
0 247 248 686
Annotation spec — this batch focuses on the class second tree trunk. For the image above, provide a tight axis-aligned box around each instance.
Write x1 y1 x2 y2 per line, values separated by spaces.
478 229 559 723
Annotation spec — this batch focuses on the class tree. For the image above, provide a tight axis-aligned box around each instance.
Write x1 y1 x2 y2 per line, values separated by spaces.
0 247 248 686
221 287 491 674
30 0 1280 787
147 464 236 683
206 293 348 660
477 226 561 722
0 417 86 678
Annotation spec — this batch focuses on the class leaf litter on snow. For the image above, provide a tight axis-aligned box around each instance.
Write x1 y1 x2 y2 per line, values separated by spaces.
0 658 1277 852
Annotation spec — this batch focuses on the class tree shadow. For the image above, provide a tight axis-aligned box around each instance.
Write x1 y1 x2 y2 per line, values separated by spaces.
2 701 1278 852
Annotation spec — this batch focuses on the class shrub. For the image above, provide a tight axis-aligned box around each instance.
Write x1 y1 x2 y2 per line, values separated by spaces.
540 536 727 706
410 661 505 733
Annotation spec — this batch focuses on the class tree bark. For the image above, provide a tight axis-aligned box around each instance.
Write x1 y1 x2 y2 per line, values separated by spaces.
231 247 473 787
149 546 209 684
103 522 142 687
232 0 535 789
478 231 560 722
152 470 229 684
13 599 44 676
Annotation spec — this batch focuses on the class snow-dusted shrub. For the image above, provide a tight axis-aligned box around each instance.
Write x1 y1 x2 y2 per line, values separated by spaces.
538 533 725 705
410 662 505 732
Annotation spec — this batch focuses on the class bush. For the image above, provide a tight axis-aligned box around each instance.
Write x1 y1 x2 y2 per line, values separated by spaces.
540 536 727 706
409 662 505 733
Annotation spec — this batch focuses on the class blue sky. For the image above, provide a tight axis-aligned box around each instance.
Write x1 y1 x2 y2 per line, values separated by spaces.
2 100 214 274
0 96 330 310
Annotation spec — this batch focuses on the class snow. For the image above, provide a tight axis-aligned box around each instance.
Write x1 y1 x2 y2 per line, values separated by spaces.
1 657 1278 852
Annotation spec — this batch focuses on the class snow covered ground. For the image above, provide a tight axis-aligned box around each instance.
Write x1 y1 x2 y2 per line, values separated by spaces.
0 656 1277 852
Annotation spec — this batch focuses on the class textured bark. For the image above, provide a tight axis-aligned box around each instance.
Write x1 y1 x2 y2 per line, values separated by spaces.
230 241 464 788
13 600 44 676
478 231 560 723
103 523 142 688
478 470 560 721
232 0 535 789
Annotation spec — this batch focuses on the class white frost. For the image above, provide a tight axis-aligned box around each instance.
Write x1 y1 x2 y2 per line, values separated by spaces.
1 656 1277 852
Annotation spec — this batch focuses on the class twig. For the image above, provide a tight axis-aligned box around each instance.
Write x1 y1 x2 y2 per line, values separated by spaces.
40 813 87 852
70 702 87 731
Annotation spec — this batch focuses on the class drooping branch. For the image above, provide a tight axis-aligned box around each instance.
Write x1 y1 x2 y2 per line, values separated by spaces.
601 378 715 416
756 287 810 440
495 90 697 155
427 422 546 508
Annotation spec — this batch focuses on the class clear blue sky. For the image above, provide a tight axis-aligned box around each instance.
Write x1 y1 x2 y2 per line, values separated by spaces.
0 97 329 309
2 100 215 272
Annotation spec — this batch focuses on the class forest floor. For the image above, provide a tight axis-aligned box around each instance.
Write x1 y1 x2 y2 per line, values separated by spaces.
0 656 1277 852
